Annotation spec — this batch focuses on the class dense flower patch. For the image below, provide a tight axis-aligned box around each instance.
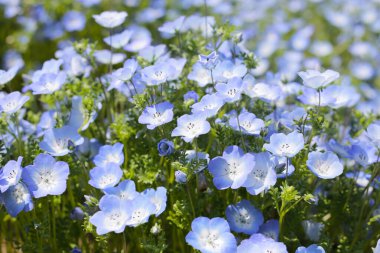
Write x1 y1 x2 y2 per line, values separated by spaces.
0 0 380 252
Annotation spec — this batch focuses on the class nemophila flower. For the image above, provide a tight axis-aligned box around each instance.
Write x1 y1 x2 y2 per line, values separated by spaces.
77 0 100 7
346 171 371 188
0 157 23 193
112 59 139 81
161 58 187 81
296 244 325 253
139 44 167 62
350 61 374 80
141 63 173 86
349 141 378 167
39 125 84 156
138 102 174 130
157 139 174 156
188 62 213 87
36 110 56 136
94 50 126 65
184 91 199 103
29 72 67 95
104 179 138 200
213 60 247 82
171 114 211 143
298 69 339 89
306 151 344 179
226 199 264 234
158 16 186 34
297 87 335 106
88 163 123 190
243 79 283 104
324 85 360 109
259 219 279 241
175 170 187 183
215 77 244 103
264 131 304 158
199 51 219 70
290 25 313 51
0 182 33 217
302 220 324 242
70 207 85 220
22 154 69 198
237 233 287 253
93 142 124 168
93 11 128 28
274 156 296 178
186 217 237 253
103 30 132 49
185 150 210 172
278 107 307 131
89 195 129 235
55 46 91 77
125 195 156 227
69 96 100 131
123 26 152 52
242 152 277 195
62 11 86 32
142 187 167 217
229 111 264 136
0 65 19 86
0 91 29 114
208 146 255 190
366 123 380 147
191 93 225 118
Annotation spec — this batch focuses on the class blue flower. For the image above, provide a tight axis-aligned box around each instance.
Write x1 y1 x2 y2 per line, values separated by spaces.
62 11 86 32
323 85 360 109
191 93 225 118
229 111 264 136
188 62 213 87
264 131 304 158
89 195 129 235
139 44 167 62
104 30 132 49
138 102 174 130
157 139 174 156
0 91 29 114
175 170 187 183
23 154 69 198
29 72 67 95
242 152 277 195
39 125 84 156
226 199 264 235
274 156 296 178
93 142 124 168
69 96 101 131
213 60 247 82
184 91 199 103
208 146 255 190
94 50 126 65
185 217 237 253
104 179 138 200
296 244 325 253
298 69 339 89
142 187 167 217
0 182 33 217
243 80 283 104
259 219 279 241
93 11 128 28
171 114 211 143
70 207 85 220
237 233 287 253
158 16 186 34
0 156 23 193
297 87 335 106
198 51 219 70
307 151 344 179
366 123 380 147
348 141 378 167
302 220 324 242
215 77 244 103
125 195 156 227
0 65 20 86
88 163 123 190
112 59 139 81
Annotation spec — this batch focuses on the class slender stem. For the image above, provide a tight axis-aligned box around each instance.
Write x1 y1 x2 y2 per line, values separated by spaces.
186 184 196 219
